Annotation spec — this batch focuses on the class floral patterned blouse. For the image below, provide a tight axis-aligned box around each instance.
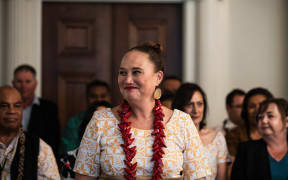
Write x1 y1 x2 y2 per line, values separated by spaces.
74 108 211 179
0 134 60 180
204 131 230 180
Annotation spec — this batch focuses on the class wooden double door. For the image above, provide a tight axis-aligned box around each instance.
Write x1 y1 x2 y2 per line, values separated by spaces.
42 3 182 131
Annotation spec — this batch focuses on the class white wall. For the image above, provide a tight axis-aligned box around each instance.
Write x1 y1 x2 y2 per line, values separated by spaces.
229 0 288 97
200 0 288 128
197 0 231 128
4 0 42 95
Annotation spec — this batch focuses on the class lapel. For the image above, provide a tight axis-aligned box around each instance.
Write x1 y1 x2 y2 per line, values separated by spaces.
256 139 271 180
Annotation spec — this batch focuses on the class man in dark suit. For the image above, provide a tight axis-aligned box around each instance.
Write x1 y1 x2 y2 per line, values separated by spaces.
12 64 60 156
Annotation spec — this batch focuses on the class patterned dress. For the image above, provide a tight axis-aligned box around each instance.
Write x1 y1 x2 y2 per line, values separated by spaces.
74 108 211 179
203 131 230 180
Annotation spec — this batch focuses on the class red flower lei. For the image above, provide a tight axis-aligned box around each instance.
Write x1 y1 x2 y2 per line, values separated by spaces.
118 99 166 180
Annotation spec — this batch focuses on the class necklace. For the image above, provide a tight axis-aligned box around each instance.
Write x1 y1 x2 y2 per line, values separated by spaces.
118 99 166 180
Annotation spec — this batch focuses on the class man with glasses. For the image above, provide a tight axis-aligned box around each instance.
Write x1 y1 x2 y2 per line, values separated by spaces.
222 89 246 134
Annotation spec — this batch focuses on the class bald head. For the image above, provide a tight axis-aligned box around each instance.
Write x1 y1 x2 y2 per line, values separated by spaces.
0 86 23 133
0 86 21 97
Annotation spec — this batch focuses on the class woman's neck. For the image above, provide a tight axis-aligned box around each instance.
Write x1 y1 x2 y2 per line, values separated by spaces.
129 99 155 117
265 133 288 161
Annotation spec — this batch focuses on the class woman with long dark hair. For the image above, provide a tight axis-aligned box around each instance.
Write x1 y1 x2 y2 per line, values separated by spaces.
172 83 229 180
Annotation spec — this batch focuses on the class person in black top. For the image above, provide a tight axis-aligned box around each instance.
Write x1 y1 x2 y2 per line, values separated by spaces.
232 98 288 180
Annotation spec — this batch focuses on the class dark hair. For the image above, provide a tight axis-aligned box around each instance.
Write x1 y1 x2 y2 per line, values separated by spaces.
79 101 112 141
126 41 165 73
86 79 111 98
160 91 175 104
241 87 273 139
226 89 246 107
172 83 208 129
257 98 288 123
14 64 36 77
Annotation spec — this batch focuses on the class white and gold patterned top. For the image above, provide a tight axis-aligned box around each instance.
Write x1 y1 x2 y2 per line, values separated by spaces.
74 108 211 180
204 131 230 180
0 133 60 180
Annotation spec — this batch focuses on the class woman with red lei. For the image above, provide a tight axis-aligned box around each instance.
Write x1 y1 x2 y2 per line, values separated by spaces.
74 42 211 180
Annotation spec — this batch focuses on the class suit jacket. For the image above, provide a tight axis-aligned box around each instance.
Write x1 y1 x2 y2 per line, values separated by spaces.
27 98 60 157
231 139 271 180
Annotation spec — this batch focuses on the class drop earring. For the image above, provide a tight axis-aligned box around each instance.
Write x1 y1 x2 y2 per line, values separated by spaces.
153 88 162 100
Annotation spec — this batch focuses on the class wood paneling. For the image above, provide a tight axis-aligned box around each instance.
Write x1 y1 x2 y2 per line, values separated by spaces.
129 19 167 49
57 73 95 130
58 19 95 55
42 3 182 131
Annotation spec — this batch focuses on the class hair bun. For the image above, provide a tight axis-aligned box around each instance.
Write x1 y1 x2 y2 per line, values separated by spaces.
142 41 163 54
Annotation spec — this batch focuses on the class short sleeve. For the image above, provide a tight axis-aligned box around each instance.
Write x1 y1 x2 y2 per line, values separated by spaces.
215 131 231 164
73 111 102 177
38 140 61 180
182 114 211 180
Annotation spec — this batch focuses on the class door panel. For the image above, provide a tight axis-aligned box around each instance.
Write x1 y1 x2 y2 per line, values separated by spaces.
42 3 182 131
43 3 112 131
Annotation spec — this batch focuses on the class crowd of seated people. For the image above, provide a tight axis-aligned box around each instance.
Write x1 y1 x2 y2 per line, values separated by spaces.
1 47 288 180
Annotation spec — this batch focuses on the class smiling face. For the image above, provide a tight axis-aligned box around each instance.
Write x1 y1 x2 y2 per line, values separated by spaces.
0 88 23 133
118 50 163 102
257 103 288 137
184 91 204 127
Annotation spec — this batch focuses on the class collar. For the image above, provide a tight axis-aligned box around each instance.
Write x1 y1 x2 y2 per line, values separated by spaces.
224 119 237 129
0 132 20 154
32 96 40 106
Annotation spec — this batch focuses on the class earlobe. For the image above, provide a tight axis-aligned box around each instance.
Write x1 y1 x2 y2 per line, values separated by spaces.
286 116 288 128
